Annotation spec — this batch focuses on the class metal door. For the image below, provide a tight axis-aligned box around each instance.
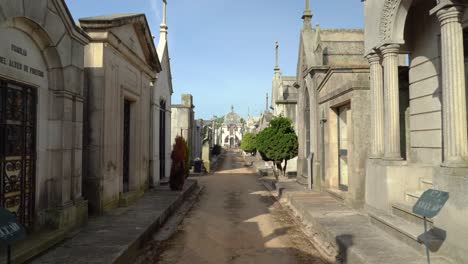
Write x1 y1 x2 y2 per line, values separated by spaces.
337 105 349 191
123 100 131 193
0 81 36 228
159 100 166 179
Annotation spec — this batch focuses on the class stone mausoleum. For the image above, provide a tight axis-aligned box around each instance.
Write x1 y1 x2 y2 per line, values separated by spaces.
220 106 244 148
364 0 468 262
296 0 371 207
151 0 173 187
0 0 90 256
80 14 161 214
171 94 195 159
0 0 174 261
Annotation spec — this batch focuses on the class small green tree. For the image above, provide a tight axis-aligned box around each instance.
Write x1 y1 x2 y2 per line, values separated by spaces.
240 132 257 155
256 116 298 176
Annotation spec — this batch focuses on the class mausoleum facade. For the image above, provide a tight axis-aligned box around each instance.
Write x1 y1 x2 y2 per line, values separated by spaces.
80 14 161 214
364 0 468 261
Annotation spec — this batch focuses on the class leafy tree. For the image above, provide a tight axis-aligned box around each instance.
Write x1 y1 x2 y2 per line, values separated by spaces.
256 116 298 176
240 132 257 154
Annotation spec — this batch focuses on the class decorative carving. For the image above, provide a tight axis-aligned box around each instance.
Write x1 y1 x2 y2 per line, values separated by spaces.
379 0 401 43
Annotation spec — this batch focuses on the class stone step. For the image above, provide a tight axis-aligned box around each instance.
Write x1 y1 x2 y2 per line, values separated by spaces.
405 189 424 204
273 187 454 264
258 167 273 176
392 202 434 227
325 188 345 201
369 209 429 254
420 178 433 189
160 177 170 186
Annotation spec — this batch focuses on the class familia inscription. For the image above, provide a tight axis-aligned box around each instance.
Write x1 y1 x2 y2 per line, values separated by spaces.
0 44 44 78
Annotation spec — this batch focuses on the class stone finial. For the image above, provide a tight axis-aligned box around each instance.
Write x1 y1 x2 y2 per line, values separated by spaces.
160 0 168 35
266 93 269 111
231 105 234 112
274 41 280 74
302 0 313 29
162 0 167 25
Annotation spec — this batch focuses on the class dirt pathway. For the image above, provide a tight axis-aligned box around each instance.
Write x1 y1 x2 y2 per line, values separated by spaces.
153 150 326 264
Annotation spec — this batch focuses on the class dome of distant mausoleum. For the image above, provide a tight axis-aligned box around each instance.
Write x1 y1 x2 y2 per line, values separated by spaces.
223 106 241 125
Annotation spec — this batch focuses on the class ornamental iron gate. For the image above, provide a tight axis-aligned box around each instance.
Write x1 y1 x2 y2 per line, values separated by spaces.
0 81 36 228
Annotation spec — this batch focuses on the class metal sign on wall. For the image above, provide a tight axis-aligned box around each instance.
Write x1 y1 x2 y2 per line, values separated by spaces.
412 189 449 219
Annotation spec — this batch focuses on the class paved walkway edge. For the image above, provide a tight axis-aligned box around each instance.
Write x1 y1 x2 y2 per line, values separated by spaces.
259 179 454 264
259 180 339 263
114 180 199 264
31 180 198 264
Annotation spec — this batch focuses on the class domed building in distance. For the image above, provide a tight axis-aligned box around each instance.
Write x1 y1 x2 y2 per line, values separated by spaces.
221 106 244 148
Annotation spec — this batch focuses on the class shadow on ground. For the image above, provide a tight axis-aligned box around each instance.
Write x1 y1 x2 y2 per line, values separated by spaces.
142 149 328 264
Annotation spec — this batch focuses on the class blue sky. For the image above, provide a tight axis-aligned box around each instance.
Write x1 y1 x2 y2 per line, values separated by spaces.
66 0 364 120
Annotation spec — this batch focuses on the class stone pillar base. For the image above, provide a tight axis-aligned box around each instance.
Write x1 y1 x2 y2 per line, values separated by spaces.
203 160 211 173
296 174 309 186
441 160 468 168
313 161 321 192
119 190 145 207
41 199 88 231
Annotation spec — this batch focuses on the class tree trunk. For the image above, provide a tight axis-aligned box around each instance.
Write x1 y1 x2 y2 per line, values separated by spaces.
275 161 283 179
283 159 288 176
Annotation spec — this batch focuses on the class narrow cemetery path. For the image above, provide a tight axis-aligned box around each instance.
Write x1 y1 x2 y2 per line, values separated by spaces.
152 149 326 264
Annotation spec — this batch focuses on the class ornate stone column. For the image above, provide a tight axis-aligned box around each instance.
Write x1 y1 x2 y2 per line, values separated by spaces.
366 52 384 158
432 3 468 166
380 44 402 160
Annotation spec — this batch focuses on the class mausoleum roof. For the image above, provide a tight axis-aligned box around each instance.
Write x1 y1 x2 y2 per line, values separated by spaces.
223 106 242 126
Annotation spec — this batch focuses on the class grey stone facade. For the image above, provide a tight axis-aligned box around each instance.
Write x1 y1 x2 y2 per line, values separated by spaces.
363 0 468 262
152 0 173 186
0 0 90 230
0 0 91 259
295 1 370 204
171 94 195 161
80 14 161 214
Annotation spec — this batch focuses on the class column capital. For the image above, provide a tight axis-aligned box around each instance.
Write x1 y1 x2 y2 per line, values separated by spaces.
366 52 381 64
431 1 467 24
380 44 400 57
435 6 466 25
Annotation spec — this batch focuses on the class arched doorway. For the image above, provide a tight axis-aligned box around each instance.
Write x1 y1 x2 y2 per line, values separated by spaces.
159 100 166 179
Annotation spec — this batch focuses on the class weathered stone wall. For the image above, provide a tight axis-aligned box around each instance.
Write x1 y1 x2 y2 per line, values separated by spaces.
83 21 154 214
364 0 468 262
0 0 89 229
170 94 194 155
152 45 172 184
406 1 442 164
318 69 370 207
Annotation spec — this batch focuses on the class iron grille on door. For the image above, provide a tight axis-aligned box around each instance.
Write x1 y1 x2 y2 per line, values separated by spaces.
0 81 36 228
